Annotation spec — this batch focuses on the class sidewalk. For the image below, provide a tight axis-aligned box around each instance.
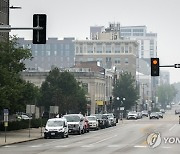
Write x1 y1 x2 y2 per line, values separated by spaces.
0 127 44 146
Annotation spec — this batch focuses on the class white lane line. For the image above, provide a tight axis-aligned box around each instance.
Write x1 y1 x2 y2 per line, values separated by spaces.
55 145 68 148
4 145 17 148
169 124 177 131
31 145 42 148
93 135 118 144
81 145 94 148
134 145 147 148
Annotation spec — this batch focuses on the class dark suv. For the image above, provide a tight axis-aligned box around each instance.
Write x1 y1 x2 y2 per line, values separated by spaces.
91 114 106 129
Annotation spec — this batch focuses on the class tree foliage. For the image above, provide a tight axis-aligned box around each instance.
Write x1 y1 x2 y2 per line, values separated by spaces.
39 68 87 115
157 84 177 108
0 36 38 114
112 73 139 110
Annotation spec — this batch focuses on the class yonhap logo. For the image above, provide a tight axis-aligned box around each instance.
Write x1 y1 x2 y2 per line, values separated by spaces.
146 132 162 148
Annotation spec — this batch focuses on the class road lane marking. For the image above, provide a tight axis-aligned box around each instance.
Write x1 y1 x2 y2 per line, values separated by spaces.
31 145 42 148
81 145 94 147
55 145 68 148
169 124 177 131
4 145 17 148
134 145 147 148
92 135 117 144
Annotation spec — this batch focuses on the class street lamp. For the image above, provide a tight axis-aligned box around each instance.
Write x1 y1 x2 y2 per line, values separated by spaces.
116 97 125 121
116 97 125 106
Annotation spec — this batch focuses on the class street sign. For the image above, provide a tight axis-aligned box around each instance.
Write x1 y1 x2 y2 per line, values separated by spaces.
120 107 125 111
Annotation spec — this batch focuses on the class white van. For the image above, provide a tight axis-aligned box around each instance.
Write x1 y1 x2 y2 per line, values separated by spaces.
44 118 68 139
63 114 85 135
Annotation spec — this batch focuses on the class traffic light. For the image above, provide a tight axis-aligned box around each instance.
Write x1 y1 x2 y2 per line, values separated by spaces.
151 58 159 76
33 14 47 44
110 96 112 104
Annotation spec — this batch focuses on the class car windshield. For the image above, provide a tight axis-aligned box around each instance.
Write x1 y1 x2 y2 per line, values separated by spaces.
64 115 80 122
87 116 96 121
91 114 102 119
47 120 64 127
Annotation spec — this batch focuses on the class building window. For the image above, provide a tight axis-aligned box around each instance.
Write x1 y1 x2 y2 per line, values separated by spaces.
76 46 79 53
88 58 93 61
80 46 83 53
106 45 111 53
65 44 69 50
150 45 154 50
97 45 102 53
54 50 57 56
87 45 93 53
133 29 144 32
106 57 111 62
114 58 120 64
121 46 124 53
125 46 128 53
115 45 120 53
125 58 128 64
141 46 144 50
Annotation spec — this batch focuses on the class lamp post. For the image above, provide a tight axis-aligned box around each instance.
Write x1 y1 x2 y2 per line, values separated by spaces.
116 97 125 120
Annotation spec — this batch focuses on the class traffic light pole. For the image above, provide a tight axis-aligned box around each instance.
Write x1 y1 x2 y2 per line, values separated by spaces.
0 26 43 32
159 65 175 67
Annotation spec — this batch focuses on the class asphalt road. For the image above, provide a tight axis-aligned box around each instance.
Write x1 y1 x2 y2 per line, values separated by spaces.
0 105 180 154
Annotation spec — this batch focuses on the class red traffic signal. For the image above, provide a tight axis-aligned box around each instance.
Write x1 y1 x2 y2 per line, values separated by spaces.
151 58 159 76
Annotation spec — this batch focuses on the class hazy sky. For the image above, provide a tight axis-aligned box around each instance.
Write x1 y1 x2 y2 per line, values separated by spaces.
10 0 180 84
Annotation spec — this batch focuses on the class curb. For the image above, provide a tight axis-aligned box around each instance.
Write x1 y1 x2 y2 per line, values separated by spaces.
0 136 43 147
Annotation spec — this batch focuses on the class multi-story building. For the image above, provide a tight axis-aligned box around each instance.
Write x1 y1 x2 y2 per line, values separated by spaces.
0 0 9 41
75 23 138 78
18 37 75 71
21 61 112 114
120 25 157 59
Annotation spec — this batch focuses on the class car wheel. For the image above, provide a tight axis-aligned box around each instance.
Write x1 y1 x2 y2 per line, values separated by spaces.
66 133 69 138
78 128 81 135
61 132 65 138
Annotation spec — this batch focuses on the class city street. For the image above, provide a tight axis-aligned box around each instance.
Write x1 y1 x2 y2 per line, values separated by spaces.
0 106 180 154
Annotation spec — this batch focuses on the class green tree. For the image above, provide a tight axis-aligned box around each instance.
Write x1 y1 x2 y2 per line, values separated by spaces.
39 68 87 115
112 73 139 111
0 36 39 113
157 84 177 108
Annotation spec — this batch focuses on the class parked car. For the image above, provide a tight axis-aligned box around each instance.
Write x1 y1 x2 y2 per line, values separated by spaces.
101 114 110 128
137 112 142 119
175 109 180 114
103 113 116 126
17 114 32 120
63 114 85 135
44 117 68 139
141 110 149 117
156 112 163 118
160 109 165 113
149 112 159 119
127 111 138 120
90 114 106 129
87 116 99 130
